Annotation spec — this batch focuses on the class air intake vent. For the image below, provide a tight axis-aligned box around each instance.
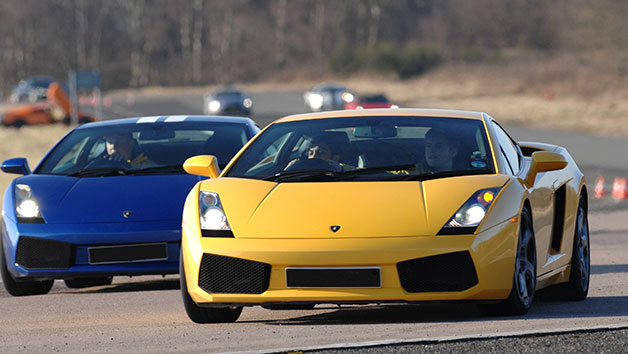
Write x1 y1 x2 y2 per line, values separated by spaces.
198 254 270 294
16 236 72 269
397 251 478 292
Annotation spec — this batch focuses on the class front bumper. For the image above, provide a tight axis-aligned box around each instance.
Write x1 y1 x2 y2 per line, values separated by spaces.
182 218 520 305
2 217 181 280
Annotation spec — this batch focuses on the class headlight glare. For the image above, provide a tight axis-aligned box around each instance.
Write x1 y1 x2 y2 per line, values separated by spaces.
440 187 501 234
15 184 43 220
199 191 230 231
208 100 221 112
308 93 323 110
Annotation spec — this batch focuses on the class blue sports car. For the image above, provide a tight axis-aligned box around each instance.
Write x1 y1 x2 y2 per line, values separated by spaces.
1 115 259 295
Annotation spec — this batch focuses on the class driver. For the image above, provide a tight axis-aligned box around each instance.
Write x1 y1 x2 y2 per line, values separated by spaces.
284 134 344 171
104 132 153 167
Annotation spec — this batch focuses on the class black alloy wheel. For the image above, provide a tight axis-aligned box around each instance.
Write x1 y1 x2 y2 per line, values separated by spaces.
562 194 590 300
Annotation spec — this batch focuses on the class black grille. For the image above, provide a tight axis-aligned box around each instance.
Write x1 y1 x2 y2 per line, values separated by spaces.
16 236 73 269
397 251 478 292
198 254 270 294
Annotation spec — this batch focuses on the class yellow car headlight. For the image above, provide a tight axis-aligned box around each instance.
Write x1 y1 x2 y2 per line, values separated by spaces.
438 188 500 235
199 191 233 237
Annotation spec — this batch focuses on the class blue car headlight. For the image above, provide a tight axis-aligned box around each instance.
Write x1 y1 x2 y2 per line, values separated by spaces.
15 184 44 223
199 191 233 237
438 187 501 235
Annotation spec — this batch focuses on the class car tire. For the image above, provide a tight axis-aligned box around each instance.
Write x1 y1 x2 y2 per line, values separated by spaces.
64 276 113 289
180 254 242 323
478 207 536 316
12 119 26 128
558 194 590 301
0 238 53 296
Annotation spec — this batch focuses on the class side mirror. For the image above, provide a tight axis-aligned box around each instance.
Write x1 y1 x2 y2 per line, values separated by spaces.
1 158 31 175
525 151 567 187
183 155 220 178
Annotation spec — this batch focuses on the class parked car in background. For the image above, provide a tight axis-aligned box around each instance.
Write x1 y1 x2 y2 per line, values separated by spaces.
344 94 399 109
1 82 94 127
0 115 259 296
303 83 355 112
203 87 253 117
179 108 589 323
9 76 55 104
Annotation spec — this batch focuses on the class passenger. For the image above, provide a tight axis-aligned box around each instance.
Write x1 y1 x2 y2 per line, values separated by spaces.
416 128 459 173
104 132 153 167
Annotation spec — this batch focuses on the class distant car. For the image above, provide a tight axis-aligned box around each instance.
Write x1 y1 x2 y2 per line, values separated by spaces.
1 81 94 127
203 88 253 116
0 115 260 296
9 77 55 104
179 108 589 323
344 94 399 110
304 83 355 111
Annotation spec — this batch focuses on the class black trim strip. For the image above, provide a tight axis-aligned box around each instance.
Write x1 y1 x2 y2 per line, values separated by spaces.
437 226 477 235
201 229 234 238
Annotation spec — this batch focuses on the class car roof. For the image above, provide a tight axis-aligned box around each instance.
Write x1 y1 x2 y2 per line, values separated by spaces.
273 108 487 123
76 115 257 130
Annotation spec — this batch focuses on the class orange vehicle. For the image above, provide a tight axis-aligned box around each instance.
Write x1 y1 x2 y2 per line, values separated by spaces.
1 82 94 127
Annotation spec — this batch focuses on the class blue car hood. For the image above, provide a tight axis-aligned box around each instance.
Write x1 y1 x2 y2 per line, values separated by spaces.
16 174 202 224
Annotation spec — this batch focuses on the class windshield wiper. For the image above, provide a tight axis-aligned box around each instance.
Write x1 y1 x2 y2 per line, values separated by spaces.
124 165 185 175
336 164 416 177
68 168 128 177
396 169 494 181
262 169 337 182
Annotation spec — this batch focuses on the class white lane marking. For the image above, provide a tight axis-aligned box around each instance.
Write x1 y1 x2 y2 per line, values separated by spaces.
136 117 160 123
164 116 187 122
225 322 628 354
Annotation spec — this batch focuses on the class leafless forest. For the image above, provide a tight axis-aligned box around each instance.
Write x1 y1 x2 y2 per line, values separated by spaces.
0 0 626 93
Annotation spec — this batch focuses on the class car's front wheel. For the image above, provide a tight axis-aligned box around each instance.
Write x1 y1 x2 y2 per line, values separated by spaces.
479 207 536 316
1 239 53 296
180 255 242 323
64 276 113 289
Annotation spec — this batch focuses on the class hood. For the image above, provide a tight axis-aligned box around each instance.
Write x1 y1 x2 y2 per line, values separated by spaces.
17 174 202 224
202 175 509 239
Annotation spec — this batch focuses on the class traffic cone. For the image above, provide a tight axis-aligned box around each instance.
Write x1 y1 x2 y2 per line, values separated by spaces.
611 177 628 200
594 176 606 199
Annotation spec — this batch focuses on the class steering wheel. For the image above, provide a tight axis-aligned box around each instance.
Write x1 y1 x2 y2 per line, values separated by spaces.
84 154 131 169
284 158 343 172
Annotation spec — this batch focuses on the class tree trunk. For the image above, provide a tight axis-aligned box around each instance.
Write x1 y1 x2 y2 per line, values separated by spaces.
273 0 287 68
192 0 204 84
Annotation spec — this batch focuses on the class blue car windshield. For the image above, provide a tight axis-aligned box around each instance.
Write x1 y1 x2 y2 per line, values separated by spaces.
225 116 495 182
36 122 250 176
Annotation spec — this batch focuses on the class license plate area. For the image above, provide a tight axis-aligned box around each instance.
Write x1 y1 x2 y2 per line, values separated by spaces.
88 243 168 265
286 267 381 288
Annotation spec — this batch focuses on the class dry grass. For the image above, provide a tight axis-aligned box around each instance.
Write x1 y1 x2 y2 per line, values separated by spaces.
0 125 71 194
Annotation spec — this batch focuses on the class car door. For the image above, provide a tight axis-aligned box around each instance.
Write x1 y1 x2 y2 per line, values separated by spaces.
489 119 568 277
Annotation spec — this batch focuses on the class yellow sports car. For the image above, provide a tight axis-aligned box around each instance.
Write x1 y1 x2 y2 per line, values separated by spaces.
180 108 589 323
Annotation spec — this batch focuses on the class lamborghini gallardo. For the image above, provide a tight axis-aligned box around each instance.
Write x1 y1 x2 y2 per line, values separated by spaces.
180 108 589 323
